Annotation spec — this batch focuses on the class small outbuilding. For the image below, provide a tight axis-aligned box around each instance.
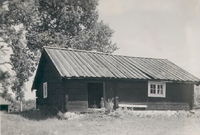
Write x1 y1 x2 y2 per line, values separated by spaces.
32 47 200 112
0 97 11 112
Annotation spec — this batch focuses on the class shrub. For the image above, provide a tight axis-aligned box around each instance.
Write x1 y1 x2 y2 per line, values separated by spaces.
23 99 36 111
105 98 114 113
8 99 36 112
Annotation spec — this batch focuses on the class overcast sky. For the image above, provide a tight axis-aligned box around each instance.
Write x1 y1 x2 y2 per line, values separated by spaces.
98 0 200 78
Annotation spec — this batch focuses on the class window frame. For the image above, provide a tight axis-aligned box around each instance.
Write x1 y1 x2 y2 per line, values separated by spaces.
43 82 48 98
148 81 166 98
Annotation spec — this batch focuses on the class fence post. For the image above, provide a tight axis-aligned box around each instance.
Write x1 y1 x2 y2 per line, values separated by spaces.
64 95 69 112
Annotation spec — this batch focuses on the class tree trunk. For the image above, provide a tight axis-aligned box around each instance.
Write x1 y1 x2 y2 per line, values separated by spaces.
20 100 23 112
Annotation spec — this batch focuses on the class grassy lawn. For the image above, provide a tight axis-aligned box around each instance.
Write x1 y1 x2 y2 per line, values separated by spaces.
1 110 200 135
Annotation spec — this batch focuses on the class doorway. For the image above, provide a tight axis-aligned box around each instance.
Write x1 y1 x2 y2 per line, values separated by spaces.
88 83 103 108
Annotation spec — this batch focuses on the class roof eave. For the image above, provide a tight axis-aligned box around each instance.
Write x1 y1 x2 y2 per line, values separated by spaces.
61 76 199 84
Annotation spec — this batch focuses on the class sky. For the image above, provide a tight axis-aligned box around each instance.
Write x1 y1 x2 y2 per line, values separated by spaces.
98 0 200 78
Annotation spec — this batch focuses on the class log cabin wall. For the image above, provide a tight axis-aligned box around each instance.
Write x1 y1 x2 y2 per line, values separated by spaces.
36 73 194 111
114 80 147 102
62 80 88 112
105 80 194 109
165 82 194 108
36 52 64 112
145 82 193 108
61 79 194 111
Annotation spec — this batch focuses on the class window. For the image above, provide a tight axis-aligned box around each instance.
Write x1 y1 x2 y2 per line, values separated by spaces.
148 81 166 98
43 82 47 98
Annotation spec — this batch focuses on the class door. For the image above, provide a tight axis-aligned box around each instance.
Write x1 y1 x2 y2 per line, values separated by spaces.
88 83 103 108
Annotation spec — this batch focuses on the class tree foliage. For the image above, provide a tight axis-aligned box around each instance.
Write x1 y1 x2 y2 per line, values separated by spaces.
0 64 12 101
0 30 12 101
1 0 117 101
9 29 35 101
26 0 117 52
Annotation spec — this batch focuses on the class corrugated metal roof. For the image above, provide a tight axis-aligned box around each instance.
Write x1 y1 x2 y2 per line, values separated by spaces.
44 47 200 82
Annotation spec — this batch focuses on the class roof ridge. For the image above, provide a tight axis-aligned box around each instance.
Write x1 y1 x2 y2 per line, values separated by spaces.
43 46 167 60
43 46 111 55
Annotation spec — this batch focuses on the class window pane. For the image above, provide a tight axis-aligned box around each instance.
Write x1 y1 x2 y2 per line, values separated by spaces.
150 84 156 94
157 89 160 94
153 89 156 93
151 84 155 89
43 82 47 98
160 89 163 94
150 89 153 93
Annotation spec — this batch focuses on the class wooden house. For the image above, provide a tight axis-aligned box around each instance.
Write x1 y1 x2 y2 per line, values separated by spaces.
32 47 200 112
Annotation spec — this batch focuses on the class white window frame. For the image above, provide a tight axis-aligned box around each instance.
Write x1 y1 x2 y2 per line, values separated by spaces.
148 81 166 98
43 82 48 98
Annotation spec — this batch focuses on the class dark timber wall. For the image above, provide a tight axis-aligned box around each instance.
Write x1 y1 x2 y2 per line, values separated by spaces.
62 80 193 111
166 83 194 109
35 52 64 112
114 81 193 110
114 81 147 102
36 61 194 112
62 80 88 112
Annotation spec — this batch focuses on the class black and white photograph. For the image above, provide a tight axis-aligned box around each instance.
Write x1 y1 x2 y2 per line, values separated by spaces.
0 0 200 135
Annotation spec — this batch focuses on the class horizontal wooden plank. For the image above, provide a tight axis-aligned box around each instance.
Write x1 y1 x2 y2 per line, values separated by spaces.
119 104 147 108
68 101 88 112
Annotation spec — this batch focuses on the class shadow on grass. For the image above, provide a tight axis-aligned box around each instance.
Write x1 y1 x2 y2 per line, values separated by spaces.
10 109 56 120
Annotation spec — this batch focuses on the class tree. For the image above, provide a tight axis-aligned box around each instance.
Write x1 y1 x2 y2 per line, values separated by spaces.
0 69 10 93
1 0 117 109
0 45 13 102
9 29 36 111
26 0 117 52
0 69 13 102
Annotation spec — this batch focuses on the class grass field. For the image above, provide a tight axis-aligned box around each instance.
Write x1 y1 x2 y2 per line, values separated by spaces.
1 109 200 135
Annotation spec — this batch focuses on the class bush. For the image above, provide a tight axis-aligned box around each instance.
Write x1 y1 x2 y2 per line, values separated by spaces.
105 98 114 113
8 99 36 112
8 102 20 112
195 96 200 108
57 111 83 120
23 99 36 111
